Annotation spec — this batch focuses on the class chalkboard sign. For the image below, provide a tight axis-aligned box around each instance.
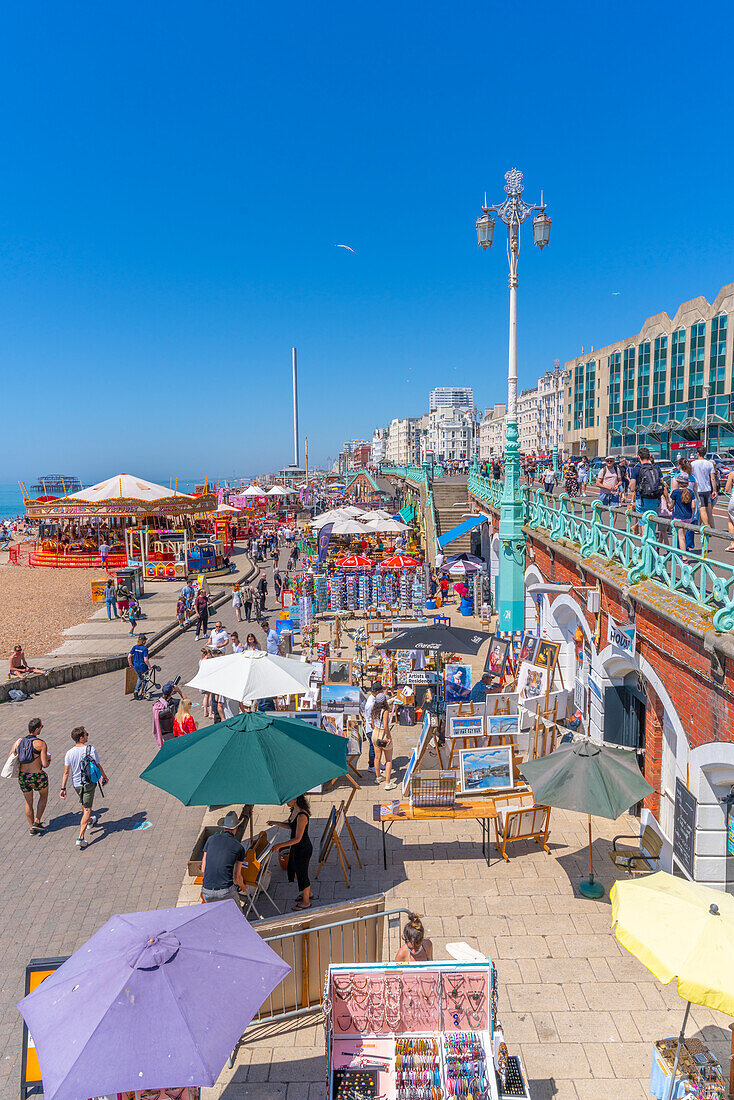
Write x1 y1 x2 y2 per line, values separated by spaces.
673 777 697 878
319 805 337 865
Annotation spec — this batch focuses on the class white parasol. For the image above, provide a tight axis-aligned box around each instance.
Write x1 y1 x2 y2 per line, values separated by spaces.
187 650 319 703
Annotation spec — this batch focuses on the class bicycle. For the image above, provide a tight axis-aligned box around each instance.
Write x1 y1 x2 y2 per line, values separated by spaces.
138 664 162 700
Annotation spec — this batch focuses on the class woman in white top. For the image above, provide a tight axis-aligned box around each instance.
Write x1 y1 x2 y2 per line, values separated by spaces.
231 632 245 653
231 585 243 622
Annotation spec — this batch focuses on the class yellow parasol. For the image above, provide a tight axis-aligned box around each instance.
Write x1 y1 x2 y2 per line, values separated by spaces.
611 871 734 1098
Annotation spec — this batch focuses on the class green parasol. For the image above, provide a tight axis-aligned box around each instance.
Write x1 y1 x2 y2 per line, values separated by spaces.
520 739 653 899
140 711 347 808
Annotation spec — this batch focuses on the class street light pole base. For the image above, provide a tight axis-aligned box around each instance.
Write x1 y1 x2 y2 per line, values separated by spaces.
579 876 605 899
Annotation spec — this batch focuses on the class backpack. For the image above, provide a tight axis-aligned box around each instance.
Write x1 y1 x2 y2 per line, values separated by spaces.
637 463 663 499
17 735 37 765
80 746 102 786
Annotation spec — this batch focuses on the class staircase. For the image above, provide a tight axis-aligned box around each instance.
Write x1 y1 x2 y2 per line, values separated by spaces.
431 477 471 554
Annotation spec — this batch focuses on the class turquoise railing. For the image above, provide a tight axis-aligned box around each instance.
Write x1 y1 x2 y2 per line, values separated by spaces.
382 465 445 483
465 471 734 632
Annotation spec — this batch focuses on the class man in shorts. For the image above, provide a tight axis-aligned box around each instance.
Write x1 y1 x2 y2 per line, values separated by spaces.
691 445 718 527
60 726 109 850
15 717 51 835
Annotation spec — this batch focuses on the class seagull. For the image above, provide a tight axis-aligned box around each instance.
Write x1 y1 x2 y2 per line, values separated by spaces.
335 244 356 253
612 291 621 296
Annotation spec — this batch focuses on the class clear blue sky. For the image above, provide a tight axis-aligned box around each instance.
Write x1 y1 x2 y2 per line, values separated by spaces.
2 1 733 483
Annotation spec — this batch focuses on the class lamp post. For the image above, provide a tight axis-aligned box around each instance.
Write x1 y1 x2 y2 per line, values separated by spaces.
476 168 551 632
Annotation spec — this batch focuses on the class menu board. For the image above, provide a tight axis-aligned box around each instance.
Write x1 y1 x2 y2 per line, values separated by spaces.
673 777 696 878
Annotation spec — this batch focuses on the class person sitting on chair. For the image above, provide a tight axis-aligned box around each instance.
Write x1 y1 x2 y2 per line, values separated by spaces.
201 810 245 904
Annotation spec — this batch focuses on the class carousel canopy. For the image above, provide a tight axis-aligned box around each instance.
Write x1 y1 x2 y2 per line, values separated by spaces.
71 475 194 503
26 473 217 520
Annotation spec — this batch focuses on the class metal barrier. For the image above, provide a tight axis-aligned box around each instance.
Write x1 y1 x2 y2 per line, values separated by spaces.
254 906 411 1026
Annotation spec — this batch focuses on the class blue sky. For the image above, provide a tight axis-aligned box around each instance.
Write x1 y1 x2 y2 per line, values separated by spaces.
2 1 733 483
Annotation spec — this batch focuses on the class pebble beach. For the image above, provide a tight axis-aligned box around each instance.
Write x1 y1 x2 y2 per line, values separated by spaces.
0 552 97 658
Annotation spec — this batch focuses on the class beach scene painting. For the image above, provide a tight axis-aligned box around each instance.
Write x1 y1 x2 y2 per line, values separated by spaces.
458 746 514 795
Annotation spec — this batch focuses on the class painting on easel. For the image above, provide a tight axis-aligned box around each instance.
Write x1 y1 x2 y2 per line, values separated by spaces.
535 639 560 677
483 635 510 678
445 663 472 704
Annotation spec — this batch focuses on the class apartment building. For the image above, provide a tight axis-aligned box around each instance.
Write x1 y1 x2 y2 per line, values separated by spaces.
479 403 507 459
427 405 474 462
386 416 423 465
564 284 734 459
429 386 474 413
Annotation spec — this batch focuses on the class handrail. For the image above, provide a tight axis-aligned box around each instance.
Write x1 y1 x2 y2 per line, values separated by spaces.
466 470 734 632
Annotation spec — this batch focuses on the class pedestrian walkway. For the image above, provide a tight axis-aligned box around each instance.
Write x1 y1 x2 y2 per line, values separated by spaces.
0 549 276 1090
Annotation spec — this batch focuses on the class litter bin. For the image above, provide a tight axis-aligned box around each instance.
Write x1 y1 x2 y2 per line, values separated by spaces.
280 629 293 656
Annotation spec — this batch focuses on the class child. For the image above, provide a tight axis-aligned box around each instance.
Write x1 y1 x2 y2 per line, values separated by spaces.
127 598 140 636
670 472 697 557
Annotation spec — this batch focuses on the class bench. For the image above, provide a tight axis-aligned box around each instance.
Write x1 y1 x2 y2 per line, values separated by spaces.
609 824 662 875
493 791 551 862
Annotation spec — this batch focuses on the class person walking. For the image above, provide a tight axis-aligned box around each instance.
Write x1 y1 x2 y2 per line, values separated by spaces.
372 692 397 791
563 458 579 497
14 718 50 835
577 458 590 494
128 634 151 699
194 588 210 641
231 584 243 622
243 584 254 622
262 619 282 656
127 598 140 636
691 445 718 527
209 620 230 652
273 570 283 601
200 810 246 904
257 574 268 616
60 726 108 851
363 680 380 775
542 464 556 496
268 794 314 911
725 467 734 552
116 580 130 617
596 457 622 508
103 578 118 620
198 647 215 719
99 540 111 570
670 472 698 559
627 446 670 529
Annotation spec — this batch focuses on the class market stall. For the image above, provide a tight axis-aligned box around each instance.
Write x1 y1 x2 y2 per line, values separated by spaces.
324 959 531 1099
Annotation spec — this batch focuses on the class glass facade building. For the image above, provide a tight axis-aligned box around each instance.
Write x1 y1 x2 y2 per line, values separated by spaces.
564 285 734 459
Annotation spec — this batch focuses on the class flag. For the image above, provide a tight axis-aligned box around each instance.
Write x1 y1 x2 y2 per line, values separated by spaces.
317 523 334 562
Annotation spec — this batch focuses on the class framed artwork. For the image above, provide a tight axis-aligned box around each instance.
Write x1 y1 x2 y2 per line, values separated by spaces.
320 712 343 739
326 657 353 685
535 639 560 675
485 691 519 715
517 662 548 706
297 710 320 726
518 633 539 664
413 683 438 713
449 715 484 740
320 684 361 714
458 746 515 794
444 662 472 704
415 710 434 762
402 747 419 795
319 806 338 864
486 714 520 742
483 635 510 678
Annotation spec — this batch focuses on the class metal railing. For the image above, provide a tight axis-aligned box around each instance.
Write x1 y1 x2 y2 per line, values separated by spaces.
382 464 445 483
466 470 734 632
252 906 410 1026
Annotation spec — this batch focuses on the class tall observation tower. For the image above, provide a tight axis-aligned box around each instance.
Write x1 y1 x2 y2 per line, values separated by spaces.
277 348 307 485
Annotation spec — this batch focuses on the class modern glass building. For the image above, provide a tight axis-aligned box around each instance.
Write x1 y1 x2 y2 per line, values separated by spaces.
564 284 734 459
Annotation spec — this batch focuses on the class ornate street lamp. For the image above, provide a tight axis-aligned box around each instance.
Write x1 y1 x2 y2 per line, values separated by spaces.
475 168 551 632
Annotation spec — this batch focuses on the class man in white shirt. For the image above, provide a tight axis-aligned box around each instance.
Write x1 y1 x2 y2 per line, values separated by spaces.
691 445 717 527
209 621 230 652
363 680 381 774
262 619 282 656
60 727 108 850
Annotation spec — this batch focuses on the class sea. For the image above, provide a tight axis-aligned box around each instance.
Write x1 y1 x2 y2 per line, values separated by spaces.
0 478 207 521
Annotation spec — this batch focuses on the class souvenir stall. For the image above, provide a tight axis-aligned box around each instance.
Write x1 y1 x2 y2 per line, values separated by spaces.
24 475 217 571
324 960 530 1099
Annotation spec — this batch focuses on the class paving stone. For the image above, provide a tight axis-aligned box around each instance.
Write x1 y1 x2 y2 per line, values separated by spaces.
520 1042 592 1079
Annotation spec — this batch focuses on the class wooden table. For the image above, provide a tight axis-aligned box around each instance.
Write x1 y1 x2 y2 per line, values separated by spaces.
372 798 499 869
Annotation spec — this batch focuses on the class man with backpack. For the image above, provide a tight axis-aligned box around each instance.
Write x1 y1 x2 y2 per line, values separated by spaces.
60 727 108 850
627 447 671 532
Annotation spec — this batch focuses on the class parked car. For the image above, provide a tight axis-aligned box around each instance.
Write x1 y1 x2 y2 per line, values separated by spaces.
655 459 676 486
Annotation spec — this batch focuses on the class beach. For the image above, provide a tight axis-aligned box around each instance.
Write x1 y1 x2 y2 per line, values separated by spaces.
0 555 98 658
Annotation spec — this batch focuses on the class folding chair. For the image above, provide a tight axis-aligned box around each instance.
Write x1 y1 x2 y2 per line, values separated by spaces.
240 835 281 920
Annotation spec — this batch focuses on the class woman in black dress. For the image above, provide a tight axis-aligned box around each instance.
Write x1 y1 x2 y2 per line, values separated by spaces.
268 794 313 911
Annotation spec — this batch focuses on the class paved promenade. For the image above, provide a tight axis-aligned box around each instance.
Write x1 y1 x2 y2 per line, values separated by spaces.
0 551 267 1089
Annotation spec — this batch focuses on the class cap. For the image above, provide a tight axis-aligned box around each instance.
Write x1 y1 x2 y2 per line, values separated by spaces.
677 473 690 483
162 680 176 695
222 811 240 829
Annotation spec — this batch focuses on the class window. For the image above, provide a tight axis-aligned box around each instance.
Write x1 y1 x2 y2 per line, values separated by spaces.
608 351 621 415
653 335 668 409
585 361 596 428
574 363 584 430
710 313 727 396
670 328 685 403
688 320 705 400
637 341 650 409
622 347 635 412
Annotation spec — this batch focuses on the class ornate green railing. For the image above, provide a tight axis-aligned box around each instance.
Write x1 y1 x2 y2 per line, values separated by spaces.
466 471 734 632
382 464 444 483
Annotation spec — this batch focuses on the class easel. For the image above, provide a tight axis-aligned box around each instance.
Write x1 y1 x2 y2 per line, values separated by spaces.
315 799 362 886
531 700 559 759
446 713 485 769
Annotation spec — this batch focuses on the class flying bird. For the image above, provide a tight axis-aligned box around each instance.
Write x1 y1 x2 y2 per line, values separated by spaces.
612 291 621 296
335 244 356 253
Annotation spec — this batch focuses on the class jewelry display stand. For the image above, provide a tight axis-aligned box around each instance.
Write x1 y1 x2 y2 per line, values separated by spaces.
324 961 531 1100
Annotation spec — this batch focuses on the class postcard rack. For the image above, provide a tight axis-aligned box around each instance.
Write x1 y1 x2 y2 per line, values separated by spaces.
410 771 457 808
323 960 531 1100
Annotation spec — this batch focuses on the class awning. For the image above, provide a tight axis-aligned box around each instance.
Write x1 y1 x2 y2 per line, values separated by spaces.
398 505 415 522
438 515 486 549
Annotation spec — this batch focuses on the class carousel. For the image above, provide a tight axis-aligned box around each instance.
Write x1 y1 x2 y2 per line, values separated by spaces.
23 474 220 578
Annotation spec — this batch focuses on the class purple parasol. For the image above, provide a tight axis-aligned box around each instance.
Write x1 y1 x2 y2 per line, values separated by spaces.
17 901 289 1100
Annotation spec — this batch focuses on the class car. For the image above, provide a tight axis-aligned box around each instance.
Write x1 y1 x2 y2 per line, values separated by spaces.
656 460 676 485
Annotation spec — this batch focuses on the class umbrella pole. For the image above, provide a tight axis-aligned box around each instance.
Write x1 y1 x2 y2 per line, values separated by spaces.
579 814 605 899
664 1001 691 1100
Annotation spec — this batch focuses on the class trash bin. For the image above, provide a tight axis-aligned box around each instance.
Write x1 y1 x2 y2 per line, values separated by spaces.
280 629 293 656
